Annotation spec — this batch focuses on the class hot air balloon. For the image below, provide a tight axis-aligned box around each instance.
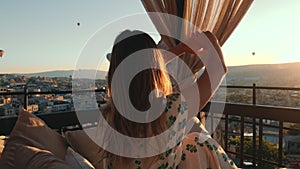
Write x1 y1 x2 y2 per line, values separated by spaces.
0 49 4 58
252 52 256 56
77 22 80 26
106 53 111 62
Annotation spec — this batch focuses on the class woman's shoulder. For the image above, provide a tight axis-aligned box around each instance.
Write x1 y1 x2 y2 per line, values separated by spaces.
166 93 181 101
164 93 182 115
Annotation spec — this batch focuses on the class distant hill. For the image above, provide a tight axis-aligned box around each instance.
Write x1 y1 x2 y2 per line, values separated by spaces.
20 62 300 87
22 70 107 79
226 62 300 86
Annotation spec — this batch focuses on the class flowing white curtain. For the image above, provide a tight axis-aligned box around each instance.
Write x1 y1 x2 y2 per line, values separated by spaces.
142 0 254 143
141 0 254 48
141 0 254 88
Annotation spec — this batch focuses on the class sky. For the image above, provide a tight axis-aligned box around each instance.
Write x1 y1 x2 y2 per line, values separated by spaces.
0 0 300 73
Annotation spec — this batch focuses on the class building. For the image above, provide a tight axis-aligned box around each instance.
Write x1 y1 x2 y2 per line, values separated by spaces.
285 135 300 163
0 105 15 116
26 104 39 113
47 100 72 112
0 88 7 93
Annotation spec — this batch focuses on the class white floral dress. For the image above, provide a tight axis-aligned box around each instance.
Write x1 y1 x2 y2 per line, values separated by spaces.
104 93 237 169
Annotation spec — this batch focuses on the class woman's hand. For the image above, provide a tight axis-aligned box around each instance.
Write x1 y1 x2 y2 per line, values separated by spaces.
167 35 205 73
182 31 227 74
166 31 227 75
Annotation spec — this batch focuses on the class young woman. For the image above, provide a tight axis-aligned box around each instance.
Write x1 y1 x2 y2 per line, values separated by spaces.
98 30 237 169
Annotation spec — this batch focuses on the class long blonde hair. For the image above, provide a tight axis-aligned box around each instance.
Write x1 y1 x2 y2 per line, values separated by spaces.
101 30 172 167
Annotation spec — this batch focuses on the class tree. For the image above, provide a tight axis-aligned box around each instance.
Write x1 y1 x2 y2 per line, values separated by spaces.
229 136 286 169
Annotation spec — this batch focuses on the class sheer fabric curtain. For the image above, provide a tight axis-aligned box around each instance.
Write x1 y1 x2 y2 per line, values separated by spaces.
141 0 254 140
141 0 254 48
141 0 254 86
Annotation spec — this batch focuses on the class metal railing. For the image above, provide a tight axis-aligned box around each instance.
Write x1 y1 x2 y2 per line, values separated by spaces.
1 84 300 168
0 87 106 135
204 83 300 168
0 87 106 109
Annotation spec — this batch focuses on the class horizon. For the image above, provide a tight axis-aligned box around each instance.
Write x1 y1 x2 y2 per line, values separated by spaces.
1 1 300 73
1 61 300 75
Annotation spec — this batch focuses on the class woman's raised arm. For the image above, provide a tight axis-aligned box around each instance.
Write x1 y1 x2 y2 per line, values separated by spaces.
167 31 227 118
195 31 227 112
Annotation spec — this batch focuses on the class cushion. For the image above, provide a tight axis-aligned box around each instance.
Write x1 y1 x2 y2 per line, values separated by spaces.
0 136 6 157
65 129 104 169
2 142 72 169
65 147 95 169
0 110 68 168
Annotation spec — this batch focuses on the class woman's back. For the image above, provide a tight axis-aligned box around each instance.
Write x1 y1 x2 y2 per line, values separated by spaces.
98 30 236 169
100 92 237 169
